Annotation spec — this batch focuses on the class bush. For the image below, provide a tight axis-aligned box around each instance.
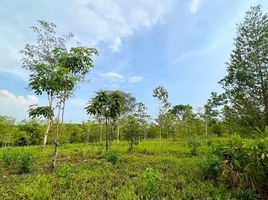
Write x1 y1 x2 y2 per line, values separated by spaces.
106 149 119 165
56 164 71 178
201 153 222 180
2 148 17 166
188 138 201 156
203 135 268 198
1 149 32 174
142 167 161 198
17 152 32 174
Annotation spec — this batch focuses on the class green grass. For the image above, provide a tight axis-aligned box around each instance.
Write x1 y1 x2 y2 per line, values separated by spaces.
0 139 234 199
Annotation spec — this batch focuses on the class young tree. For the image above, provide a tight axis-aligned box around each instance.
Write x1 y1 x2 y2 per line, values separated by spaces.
122 116 140 152
85 90 125 151
219 5 268 131
153 86 170 141
22 20 98 169
21 20 73 148
134 102 149 140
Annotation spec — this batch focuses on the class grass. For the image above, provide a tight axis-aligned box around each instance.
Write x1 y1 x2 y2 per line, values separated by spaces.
0 138 235 199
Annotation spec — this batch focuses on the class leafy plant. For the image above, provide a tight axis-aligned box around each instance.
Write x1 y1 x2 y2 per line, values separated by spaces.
105 149 119 165
17 152 33 174
2 148 17 166
188 138 201 156
142 167 161 198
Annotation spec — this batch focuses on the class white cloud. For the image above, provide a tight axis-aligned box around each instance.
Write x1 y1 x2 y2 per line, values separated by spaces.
98 71 143 84
188 0 202 14
73 0 173 51
98 72 125 81
129 76 144 83
0 89 39 121
0 0 173 79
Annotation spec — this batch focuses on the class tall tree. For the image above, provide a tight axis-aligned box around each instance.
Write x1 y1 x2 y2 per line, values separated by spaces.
219 5 268 131
21 20 73 147
22 20 98 169
153 86 170 140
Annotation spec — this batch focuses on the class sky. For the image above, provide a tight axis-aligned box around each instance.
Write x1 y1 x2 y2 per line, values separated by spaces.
0 0 267 123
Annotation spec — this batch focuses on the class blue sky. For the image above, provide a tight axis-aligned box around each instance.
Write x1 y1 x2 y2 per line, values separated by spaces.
0 0 267 122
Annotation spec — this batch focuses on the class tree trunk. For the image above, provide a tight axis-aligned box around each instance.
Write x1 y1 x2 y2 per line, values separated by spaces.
100 123 102 142
51 140 60 170
105 117 109 151
43 94 53 148
117 123 120 144
43 121 50 148
205 121 208 143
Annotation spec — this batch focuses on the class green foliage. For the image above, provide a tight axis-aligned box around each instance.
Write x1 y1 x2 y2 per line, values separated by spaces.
142 167 161 198
2 149 32 174
188 137 201 156
2 148 17 166
204 135 268 198
17 152 33 174
105 148 119 165
56 164 72 178
122 116 140 152
201 153 222 180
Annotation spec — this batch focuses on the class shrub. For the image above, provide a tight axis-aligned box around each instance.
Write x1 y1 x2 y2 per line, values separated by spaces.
2 148 17 166
106 149 119 165
188 138 201 156
2 149 32 174
202 153 222 180
17 152 32 174
142 167 161 198
203 135 268 198
56 164 71 178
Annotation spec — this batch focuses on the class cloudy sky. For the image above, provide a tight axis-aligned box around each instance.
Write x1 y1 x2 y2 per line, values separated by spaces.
0 0 267 122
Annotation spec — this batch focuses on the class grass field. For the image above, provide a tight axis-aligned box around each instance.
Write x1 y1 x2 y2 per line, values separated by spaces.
0 139 238 200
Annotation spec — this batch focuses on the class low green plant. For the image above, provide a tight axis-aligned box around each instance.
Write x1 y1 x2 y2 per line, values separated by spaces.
17 152 32 174
142 167 161 198
56 164 72 178
2 149 32 174
188 138 201 156
105 149 119 165
2 148 17 166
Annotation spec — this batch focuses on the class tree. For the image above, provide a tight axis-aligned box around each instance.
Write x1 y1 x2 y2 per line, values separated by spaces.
170 104 193 121
0 116 16 147
85 90 125 151
153 86 170 140
21 20 73 148
22 20 98 169
219 5 268 132
18 119 45 145
134 102 149 140
122 116 140 152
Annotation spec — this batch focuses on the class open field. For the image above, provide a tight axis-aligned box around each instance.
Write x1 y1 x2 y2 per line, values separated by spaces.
0 138 237 200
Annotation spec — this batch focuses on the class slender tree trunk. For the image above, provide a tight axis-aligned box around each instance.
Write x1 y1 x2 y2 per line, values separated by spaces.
51 103 62 170
51 93 66 170
51 141 59 170
205 121 208 143
117 123 120 144
43 94 53 148
100 123 102 142
105 117 108 151
43 121 50 148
